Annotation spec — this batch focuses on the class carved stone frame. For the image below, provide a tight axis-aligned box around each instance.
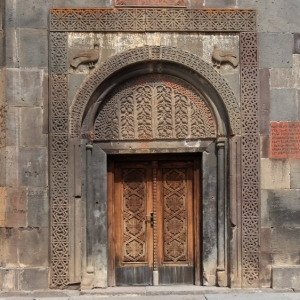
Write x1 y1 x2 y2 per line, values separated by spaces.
49 8 259 288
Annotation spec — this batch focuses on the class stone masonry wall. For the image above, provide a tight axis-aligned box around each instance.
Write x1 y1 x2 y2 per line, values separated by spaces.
0 0 299 290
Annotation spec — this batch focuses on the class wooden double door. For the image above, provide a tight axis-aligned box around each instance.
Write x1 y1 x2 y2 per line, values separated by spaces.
108 155 201 286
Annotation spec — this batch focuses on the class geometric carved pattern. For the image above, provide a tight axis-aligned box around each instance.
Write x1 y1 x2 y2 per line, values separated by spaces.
115 0 187 6
50 9 256 32
94 74 216 141
50 32 68 74
71 46 240 138
240 32 260 286
163 168 188 262
122 168 147 263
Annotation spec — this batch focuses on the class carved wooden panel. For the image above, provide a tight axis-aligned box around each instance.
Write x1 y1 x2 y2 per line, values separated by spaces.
94 74 216 141
162 168 188 263
121 168 147 263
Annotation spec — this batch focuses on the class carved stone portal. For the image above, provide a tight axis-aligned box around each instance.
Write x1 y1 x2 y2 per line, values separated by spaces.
94 74 216 141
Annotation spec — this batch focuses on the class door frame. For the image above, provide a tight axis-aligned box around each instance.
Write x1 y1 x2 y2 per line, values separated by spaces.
107 154 201 286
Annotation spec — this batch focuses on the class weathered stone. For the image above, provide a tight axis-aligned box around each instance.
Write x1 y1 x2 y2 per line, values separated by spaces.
0 30 4 67
20 147 47 188
261 190 269 228
0 187 6 227
259 69 270 135
5 28 20 68
27 188 49 228
259 33 293 68
20 107 44 147
271 228 300 266
5 0 53 29
270 89 298 122
261 158 290 190
204 0 236 8
0 268 19 291
0 147 6 186
223 73 240 103
6 147 20 187
20 268 49 290
42 72 49 134
52 0 112 7
272 266 300 289
188 0 204 8
294 34 300 54
291 159 300 189
260 136 269 159
264 189 300 227
270 68 294 89
69 74 86 107
6 68 43 106
260 228 272 288
19 29 48 68
6 107 20 147
6 187 27 228
0 68 5 107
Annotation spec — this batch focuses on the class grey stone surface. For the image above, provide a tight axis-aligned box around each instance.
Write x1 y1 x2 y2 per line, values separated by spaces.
20 147 47 188
20 268 49 290
260 228 272 288
294 34 300 54
223 73 240 103
6 147 20 187
69 74 86 107
0 268 18 291
205 294 291 300
19 28 48 68
188 0 204 8
42 72 49 134
260 69 270 135
259 33 293 68
5 0 54 29
270 89 298 122
0 147 6 186
291 160 300 189
0 31 4 67
6 68 43 106
27 188 49 228
271 228 300 266
204 0 236 8
52 0 112 7
5 28 20 68
20 107 44 147
273 266 300 289
6 107 20 147
237 0 300 33
263 189 300 227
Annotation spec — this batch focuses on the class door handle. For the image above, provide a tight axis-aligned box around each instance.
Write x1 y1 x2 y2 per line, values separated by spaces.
146 212 154 228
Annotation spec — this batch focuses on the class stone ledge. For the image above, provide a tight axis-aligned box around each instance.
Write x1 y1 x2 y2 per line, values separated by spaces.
273 266 300 289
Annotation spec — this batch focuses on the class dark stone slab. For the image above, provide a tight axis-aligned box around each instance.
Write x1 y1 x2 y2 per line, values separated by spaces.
260 228 272 287
266 189 300 227
294 33 300 54
42 72 49 134
20 268 49 290
19 28 48 68
20 147 47 188
6 68 43 107
27 188 49 228
260 136 269 159
259 69 270 135
271 228 300 265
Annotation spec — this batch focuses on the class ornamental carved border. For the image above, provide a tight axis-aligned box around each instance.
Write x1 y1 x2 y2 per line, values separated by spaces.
70 46 240 138
49 8 259 288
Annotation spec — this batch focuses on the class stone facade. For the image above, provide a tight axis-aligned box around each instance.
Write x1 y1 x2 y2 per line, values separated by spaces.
0 0 299 291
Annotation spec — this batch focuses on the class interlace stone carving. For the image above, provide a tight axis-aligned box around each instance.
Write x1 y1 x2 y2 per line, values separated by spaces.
94 74 216 141
71 46 240 139
115 0 187 6
50 9 256 32
122 168 147 263
163 168 188 262
240 32 260 286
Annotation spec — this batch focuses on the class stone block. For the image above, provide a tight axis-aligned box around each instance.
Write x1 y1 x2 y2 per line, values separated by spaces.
291 159 300 189
19 28 48 68
0 68 5 106
20 107 44 147
270 89 298 122
52 0 112 7
294 34 300 54
260 136 269 159
20 268 49 290
6 0 53 29
259 33 293 68
260 228 272 288
0 147 6 186
6 68 44 106
0 30 4 67
261 189 269 228
20 147 47 188
6 147 20 187
2 228 20 267
273 266 300 289
6 187 27 228
188 0 204 8
5 28 20 68
223 73 240 103
0 268 19 291
259 69 270 135
0 187 6 227
204 0 236 8
264 189 300 227
69 74 86 107
27 188 49 228
270 68 294 89
42 72 49 134
261 158 290 190
271 228 300 266
6 107 20 147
